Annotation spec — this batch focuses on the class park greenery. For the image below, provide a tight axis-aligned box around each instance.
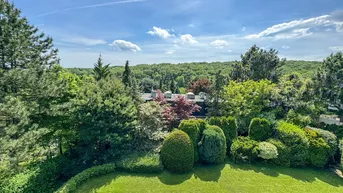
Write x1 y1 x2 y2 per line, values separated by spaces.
0 1 343 192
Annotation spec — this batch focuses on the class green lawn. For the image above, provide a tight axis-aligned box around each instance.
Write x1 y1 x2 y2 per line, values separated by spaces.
76 162 343 193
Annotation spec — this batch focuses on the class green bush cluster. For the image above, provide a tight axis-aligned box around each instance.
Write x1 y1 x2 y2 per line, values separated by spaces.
57 164 116 193
320 123 343 139
276 121 309 167
207 117 222 127
116 152 163 173
267 138 291 166
230 137 259 163
304 128 331 168
249 118 273 141
221 116 238 149
179 119 201 162
198 126 226 164
310 127 338 158
160 130 194 173
257 142 278 160
195 119 207 134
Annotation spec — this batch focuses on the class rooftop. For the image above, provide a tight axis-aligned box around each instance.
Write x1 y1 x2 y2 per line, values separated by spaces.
141 93 206 103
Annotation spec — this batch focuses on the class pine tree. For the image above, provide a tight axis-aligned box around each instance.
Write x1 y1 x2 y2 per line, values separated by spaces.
0 1 58 70
122 60 132 88
93 54 110 81
170 78 176 93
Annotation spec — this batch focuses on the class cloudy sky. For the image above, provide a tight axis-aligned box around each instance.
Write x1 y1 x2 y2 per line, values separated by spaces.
14 0 343 67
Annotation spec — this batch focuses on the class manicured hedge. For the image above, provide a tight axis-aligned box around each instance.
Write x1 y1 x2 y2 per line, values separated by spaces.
207 117 222 127
276 121 309 167
179 119 200 162
230 137 259 163
249 118 273 141
267 138 291 167
195 119 207 134
198 127 226 164
257 142 278 160
304 128 331 168
160 130 194 173
57 164 116 193
221 116 238 149
116 152 163 173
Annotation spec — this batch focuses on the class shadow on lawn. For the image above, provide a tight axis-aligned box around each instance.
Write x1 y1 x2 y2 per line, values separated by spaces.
229 161 343 187
158 163 226 185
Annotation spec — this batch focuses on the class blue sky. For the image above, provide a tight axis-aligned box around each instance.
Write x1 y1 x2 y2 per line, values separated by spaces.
14 0 343 67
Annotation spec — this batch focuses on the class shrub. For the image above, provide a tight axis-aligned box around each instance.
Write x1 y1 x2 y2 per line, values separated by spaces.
116 152 163 173
304 128 331 168
195 119 207 134
179 119 200 162
320 124 343 139
207 117 222 127
221 116 238 149
258 142 278 160
249 118 273 141
310 127 338 158
230 137 259 163
286 109 312 128
58 164 116 193
198 128 226 164
267 138 291 166
160 130 194 173
276 121 309 167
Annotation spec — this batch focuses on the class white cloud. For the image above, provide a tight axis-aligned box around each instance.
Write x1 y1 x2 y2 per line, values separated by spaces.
242 27 246 32
109 40 141 52
210 40 229 48
179 34 198 44
329 46 343 51
165 50 175 55
245 13 343 40
282 46 290 49
61 37 107 46
147 26 175 39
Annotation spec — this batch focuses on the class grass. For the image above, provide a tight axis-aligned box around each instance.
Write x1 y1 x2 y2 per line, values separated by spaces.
76 161 343 193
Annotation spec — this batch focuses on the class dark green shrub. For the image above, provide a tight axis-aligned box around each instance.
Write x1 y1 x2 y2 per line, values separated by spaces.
249 118 273 141
276 121 309 167
230 137 259 163
304 128 331 168
160 130 194 173
195 119 207 134
116 152 163 173
207 117 222 127
179 119 200 162
198 127 226 164
221 116 238 149
310 127 338 158
58 164 116 193
267 138 291 166
320 124 343 139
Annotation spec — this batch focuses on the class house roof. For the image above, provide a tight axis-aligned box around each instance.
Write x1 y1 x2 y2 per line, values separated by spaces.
141 93 205 103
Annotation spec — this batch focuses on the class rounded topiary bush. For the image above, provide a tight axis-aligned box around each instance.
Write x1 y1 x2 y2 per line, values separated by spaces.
161 130 194 173
207 117 222 127
257 142 278 160
179 119 200 162
249 118 273 141
198 126 226 164
267 138 291 167
276 121 309 167
230 137 259 163
195 119 207 134
221 116 238 149
304 128 330 168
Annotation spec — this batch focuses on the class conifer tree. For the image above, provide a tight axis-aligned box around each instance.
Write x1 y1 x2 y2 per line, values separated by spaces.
93 54 110 81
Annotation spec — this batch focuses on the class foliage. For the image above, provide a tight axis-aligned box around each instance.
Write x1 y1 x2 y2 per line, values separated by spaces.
320 123 343 139
267 138 291 166
220 116 238 149
207 116 222 127
57 164 116 193
309 127 338 159
160 130 194 173
304 128 330 168
93 54 110 81
179 120 200 162
232 45 286 82
230 137 259 163
276 121 309 166
140 78 159 92
195 119 207 134
257 142 278 160
122 60 132 88
249 118 273 141
198 127 226 164
207 70 227 116
188 78 212 94
173 95 201 120
286 109 312 127
116 152 163 173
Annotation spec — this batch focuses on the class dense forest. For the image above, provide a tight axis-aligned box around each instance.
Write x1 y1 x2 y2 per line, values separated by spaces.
0 1 343 193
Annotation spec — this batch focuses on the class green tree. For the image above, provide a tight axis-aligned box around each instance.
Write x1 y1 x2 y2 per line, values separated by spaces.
93 54 110 81
207 70 226 116
170 78 176 93
122 60 132 88
0 1 58 70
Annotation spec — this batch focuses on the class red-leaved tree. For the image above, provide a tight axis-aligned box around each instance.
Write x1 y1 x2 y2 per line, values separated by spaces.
188 78 212 94
173 95 201 120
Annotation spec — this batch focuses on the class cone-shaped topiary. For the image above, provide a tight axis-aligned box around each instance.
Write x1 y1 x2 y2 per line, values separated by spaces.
249 118 273 141
161 130 194 173
179 119 200 162
221 116 238 150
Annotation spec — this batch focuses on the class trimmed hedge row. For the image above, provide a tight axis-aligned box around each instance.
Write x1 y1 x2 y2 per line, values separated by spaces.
57 164 116 193
221 116 238 149
160 130 194 173
179 120 201 162
116 152 163 173
230 137 259 163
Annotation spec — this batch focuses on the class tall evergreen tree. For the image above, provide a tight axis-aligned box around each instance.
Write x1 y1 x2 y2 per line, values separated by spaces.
122 60 132 88
0 1 58 70
170 78 176 93
93 54 110 81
